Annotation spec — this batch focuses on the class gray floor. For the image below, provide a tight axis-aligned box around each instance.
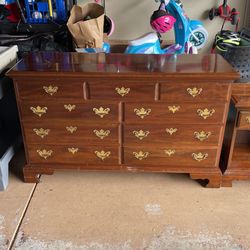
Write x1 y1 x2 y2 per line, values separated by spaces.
1 150 250 250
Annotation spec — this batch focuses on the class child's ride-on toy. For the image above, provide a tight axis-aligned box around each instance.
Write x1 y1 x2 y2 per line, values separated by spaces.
126 0 208 54
209 0 240 29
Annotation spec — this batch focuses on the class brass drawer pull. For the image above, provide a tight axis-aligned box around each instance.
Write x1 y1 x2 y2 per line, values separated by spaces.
43 85 58 96
194 131 211 141
66 126 77 133
168 105 180 114
30 106 47 117
68 147 79 154
197 108 215 119
133 151 149 160
93 107 110 118
93 129 110 139
246 117 250 124
64 104 76 112
166 128 178 135
164 149 175 157
37 149 53 159
192 152 208 162
187 87 202 98
134 108 151 119
33 128 50 138
115 87 130 97
95 150 111 160
133 130 150 140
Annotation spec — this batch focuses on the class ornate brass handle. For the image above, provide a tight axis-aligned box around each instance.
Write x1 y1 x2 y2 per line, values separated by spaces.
134 108 151 119
115 87 130 97
93 129 110 139
164 149 175 157
43 85 58 96
133 151 149 160
192 152 208 162
68 147 79 154
66 126 77 133
246 117 250 124
95 150 111 160
197 108 215 119
187 87 202 98
166 128 178 135
168 105 180 114
64 104 76 112
93 107 110 118
30 106 47 117
37 149 53 159
194 131 211 141
33 128 50 138
133 130 150 140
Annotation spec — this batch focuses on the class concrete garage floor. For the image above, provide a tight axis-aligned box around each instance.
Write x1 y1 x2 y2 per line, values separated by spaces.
1 151 250 250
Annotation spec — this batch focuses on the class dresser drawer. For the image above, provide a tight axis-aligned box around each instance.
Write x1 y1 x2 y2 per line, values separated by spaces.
125 102 227 124
237 111 250 129
20 101 118 122
16 79 84 100
27 144 119 165
160 82 230 102
23 121 119 145
88 81 155 101
124 146 217 167
124 124 222 146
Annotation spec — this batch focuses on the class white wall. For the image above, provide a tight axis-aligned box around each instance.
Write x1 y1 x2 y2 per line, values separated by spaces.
78 0 248 53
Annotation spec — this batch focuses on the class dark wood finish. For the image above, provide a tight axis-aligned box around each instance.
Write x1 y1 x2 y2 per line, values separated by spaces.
160 82 230 102
23 121 119 145
221 84 250 187
123 124 222 146
124 102 227 124
237 111 250 129
7 52 238 187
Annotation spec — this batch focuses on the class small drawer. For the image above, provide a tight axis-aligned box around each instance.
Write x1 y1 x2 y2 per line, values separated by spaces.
20 101 118 122
23 121 119 145
123 124 222 146
16 79 84 100
124 146 217 167
88 81 155 101
27 144 119 165
124 102 227 124
237 111 250 129
160 82 230 102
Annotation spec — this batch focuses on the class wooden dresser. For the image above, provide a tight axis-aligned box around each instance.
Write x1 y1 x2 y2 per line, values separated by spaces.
221 84 250 186
7 52 238 187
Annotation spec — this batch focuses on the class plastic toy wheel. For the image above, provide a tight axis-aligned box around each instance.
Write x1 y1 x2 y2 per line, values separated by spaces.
209 8 215 20
231 8 238 25
188 27 208 50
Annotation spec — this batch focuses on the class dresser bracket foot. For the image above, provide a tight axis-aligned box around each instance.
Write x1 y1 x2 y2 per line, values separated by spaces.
190 173 221 188
23 165 54 183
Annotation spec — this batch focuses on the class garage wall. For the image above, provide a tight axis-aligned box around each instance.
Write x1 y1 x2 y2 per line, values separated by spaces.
77 0 248 53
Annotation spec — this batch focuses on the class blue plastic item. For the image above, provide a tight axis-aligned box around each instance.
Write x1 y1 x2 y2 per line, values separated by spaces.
24 0 67 23
125 33 182 54
126 0 208 55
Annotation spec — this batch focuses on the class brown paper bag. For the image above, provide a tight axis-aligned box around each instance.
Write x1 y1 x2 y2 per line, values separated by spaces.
67 3 104 48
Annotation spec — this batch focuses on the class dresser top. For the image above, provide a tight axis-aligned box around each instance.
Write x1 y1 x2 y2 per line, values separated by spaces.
8 52 239 80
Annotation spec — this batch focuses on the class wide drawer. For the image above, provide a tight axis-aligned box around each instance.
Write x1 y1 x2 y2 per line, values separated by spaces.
87 81 155 101
123 124 222 146
237 111 250 129
16 79 84 100
27 144 119 165
159 82 230 102
124 146 217 167
125 102 227 124
23 121 119 145
20 101 118 122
